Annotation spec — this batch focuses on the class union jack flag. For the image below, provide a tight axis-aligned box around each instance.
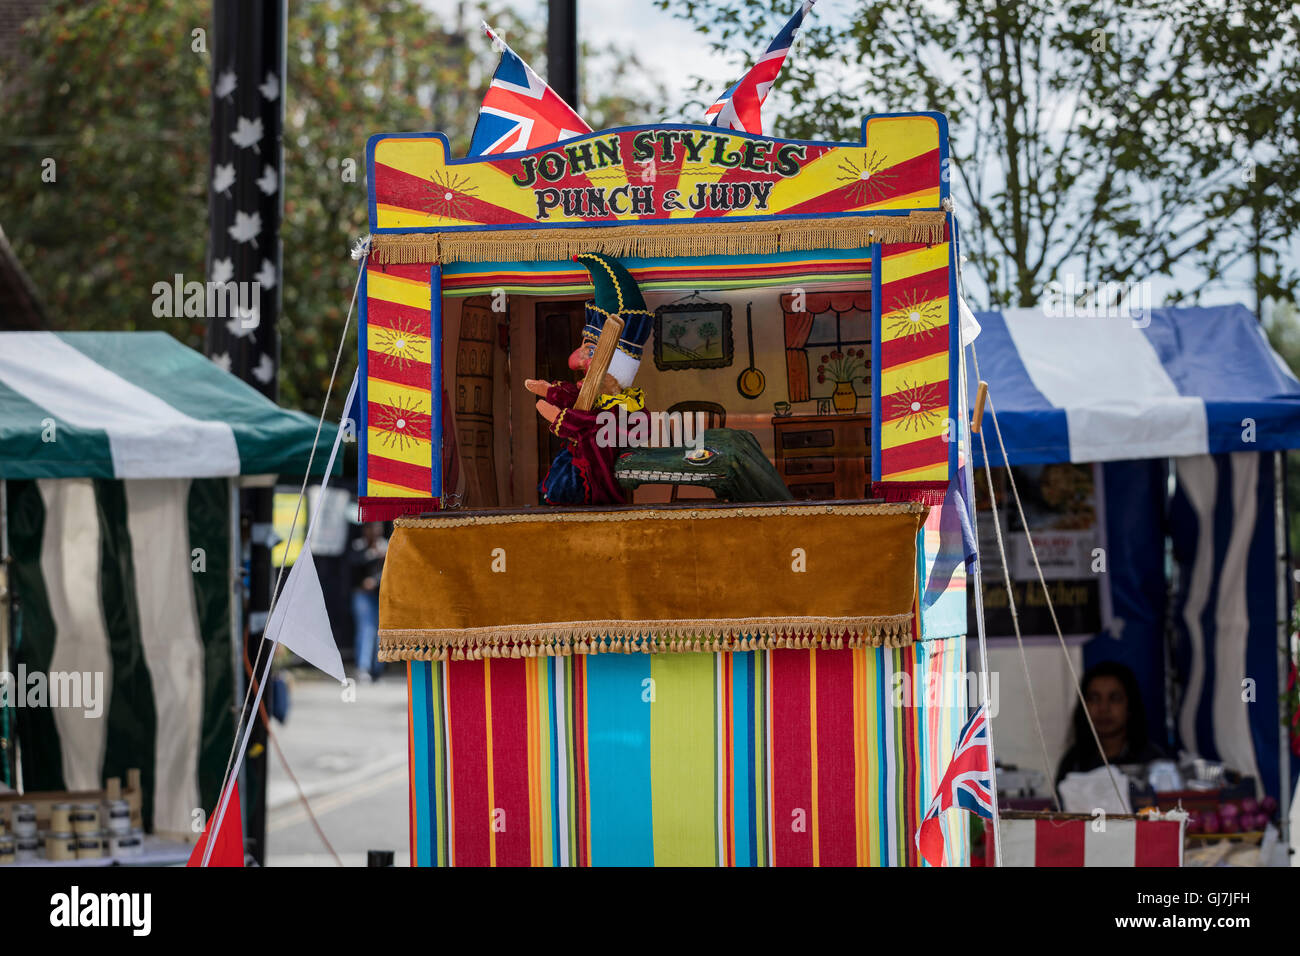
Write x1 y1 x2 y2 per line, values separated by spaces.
468 23 591 157
703 1 815 135
917 702 994 866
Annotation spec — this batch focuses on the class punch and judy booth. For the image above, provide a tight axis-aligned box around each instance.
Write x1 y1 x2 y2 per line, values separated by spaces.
361 114 976 865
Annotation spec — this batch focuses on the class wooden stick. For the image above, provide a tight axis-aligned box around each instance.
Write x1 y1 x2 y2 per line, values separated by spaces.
574 315 624 411
972 380 989 434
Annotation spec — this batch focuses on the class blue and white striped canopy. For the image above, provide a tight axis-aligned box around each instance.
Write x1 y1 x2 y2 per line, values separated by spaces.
967 304 1300 465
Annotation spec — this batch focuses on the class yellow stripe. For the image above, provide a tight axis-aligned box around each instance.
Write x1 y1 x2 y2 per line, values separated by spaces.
367 378 432 414
880 353 950 395
880 415 946 449
375 204 478 229
367 429 432 470
368 271 433 311
882 461 949 482
366 324 432 362
862 114 941 166
864 186 941 211
880 242 949 285
365 477 427 498
484 660 496 867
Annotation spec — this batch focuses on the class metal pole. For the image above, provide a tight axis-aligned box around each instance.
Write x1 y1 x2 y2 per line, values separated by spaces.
547 0 579 108
1274 451 1292 856
0 480 10 788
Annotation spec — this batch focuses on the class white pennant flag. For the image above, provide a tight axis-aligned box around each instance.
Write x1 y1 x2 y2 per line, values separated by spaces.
265 549 344 682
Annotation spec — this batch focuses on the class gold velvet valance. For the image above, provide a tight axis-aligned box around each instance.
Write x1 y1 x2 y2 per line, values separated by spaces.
377 502 926 660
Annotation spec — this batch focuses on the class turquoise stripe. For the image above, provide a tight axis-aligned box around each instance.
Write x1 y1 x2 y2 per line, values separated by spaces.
584 655 653 866
55 332 335 476
0 377 115 479
410 661 433 867
731 653 754 867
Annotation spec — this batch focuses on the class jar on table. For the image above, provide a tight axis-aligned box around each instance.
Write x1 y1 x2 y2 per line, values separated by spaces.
0 835 15 865
105 800 131 835
12 803 37 839
50 803 73 834
46 832 77 862
70 803 99 835
15 836 40 863
75 832 104 860
109 829 143 859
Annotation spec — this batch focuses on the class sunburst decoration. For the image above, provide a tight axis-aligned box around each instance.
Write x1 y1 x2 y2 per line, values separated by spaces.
422 169 479 220
371 394 430 452
834 149 899 207
884 290 946 340
886 380 944 433
373 316 429 370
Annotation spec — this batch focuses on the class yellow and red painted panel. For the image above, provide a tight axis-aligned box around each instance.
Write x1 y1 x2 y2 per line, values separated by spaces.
367 113 947 230
871 234 957 503
360 263 437 518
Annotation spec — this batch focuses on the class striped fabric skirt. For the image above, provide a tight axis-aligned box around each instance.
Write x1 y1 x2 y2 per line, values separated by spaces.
406 636 969 866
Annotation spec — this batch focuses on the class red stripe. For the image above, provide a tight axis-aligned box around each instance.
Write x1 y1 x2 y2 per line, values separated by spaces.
358 496 438 521
446 660 491 866
366 454 432 494
814 648 856 866
879 435 948 473
900 645 919 865
369 263 431 283
1134 820 1182 867
880 267 950 311
365 296 433 334
770 648 814 866
366 401 432 442
368 353 433 391
1034 818 1086 866
879 328 948 368
441 258 871 289
374 162 535 226
487 658 532 867
407 664 416 866
723 656 734 867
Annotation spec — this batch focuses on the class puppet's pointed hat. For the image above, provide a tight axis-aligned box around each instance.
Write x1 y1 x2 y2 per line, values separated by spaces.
574 253 653 386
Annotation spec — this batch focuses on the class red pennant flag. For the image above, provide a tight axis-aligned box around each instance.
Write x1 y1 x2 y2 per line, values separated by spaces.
187 784 246 867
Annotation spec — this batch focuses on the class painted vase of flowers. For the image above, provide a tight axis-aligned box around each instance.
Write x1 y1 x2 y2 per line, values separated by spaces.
816 348 868 414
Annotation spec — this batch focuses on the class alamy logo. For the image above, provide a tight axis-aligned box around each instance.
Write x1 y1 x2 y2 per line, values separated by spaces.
594 407 707 452
151 273 261 324
50 886 151 936
0 666 103 718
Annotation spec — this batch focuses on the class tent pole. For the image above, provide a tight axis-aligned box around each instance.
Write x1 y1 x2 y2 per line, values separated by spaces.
0 480 10 788
1274 451 1292 857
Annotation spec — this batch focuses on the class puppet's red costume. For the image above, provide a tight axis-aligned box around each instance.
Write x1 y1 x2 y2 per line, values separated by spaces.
534 254 653 506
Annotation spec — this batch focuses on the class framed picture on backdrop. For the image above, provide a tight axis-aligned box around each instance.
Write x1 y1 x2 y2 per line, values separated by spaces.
653 301 734 371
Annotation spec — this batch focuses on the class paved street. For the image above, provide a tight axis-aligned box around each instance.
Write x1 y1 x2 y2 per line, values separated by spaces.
265 668 410 866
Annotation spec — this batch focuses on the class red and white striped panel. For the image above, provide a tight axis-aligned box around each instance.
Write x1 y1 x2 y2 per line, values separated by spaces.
988 816 1184 867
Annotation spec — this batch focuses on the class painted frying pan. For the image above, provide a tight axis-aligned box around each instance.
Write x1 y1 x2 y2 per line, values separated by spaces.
737 303 765 398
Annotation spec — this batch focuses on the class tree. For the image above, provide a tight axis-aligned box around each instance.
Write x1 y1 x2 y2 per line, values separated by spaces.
658 0 1300 313
0 0 660 416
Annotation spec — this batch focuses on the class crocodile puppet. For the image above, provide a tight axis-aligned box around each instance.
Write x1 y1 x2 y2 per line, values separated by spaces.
615 428 793 503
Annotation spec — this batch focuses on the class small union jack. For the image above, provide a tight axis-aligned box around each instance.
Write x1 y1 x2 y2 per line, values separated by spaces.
917 702 994 866
704 1 815 135
468 23 591 157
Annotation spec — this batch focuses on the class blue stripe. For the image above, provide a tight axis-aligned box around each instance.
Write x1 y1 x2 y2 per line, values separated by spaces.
429 266 444 498
358 267 369 496
584 655 654 865
409 661 433 867
967 311 1070 465
730 653 753 867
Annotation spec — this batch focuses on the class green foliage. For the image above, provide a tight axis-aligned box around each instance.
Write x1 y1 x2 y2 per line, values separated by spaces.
658 0 1300 310
0 0 658 417
1265 301 1300 557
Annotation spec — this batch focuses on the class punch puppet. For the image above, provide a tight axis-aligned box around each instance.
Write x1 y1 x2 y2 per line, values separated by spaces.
526 253 653 505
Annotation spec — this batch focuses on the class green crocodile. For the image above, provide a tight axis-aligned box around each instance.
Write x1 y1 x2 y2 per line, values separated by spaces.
615 428 793 503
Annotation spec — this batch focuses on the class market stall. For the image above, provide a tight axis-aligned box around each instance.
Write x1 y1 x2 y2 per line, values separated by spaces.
0 330 335 851
361 112 982 865
965 305 1299 860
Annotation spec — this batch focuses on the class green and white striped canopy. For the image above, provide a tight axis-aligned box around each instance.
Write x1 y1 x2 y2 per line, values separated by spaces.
0 331 335 479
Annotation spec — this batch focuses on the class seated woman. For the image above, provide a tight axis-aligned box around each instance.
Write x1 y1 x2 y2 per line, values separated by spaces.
1056 660 1168 787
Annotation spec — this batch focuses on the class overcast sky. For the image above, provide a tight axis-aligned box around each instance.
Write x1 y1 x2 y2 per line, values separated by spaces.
416 0 1274 312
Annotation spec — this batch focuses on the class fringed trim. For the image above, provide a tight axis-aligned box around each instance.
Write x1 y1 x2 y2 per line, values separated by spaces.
395 500 925 529
871 482 949 507
359 496 439 522
378 614 916 661
366 212 950 265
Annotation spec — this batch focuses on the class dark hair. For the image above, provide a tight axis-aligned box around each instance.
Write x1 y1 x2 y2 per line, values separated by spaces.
1071 660 1148 755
